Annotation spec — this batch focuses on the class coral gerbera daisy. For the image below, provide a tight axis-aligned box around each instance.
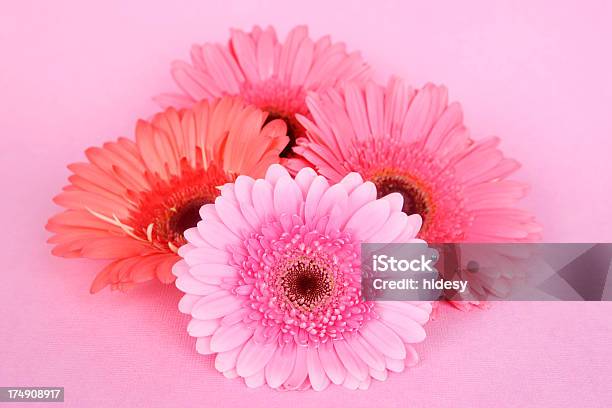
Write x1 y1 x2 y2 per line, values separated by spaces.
155 25 371 165
174 164 432 390
293 78 541 245
47 97 289 293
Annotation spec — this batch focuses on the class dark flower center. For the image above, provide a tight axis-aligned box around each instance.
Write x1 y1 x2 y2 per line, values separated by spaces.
129 162 228 252
280 258 334 310
168 198 209 236
371 173 430 223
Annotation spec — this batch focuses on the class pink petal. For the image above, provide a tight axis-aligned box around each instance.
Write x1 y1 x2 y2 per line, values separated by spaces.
294 167 318 197
187 318 220 337
215 345 243 373
178 294 200 314
365 81 384 136
183 246 229 266
345 199 390 240
153 92 195 110
344 83 371 140
304 176 330 223
176 274 220 296
425 102 464 152
378 312 426 343
379 192 404 212
273 175 302 217
339 172 364 195
360 319 406 360
210 323 254 353
369 367 388 381
197 219 240 249
202 43 242 94
290 37 314 87
347 334 386 371
229 29 260 84
220 308 249 327
190 263 237 284
384 77 415 135
171 60 216 100
223 369 238 379
191 291 243 320
405 345 420 367
244 370 265 388
318 341 346 385
342 373 360 390
256 28 276 80
282 345 308 390
264 163 290 186
358 375 371 390
367 212 408 243
377 301 431 325
184 227 208 247
307 347 331 391
333 340 368 382
265 342 296 389
215 196 248 238
196 336 213 354
401 83 447 143
314 184 348 224
278 26 308 84
234 176 255 205
236 338 277 378
347 181 377 215
251 179 274 221
385 356 405 373
172 259 189 278
394 215 423 242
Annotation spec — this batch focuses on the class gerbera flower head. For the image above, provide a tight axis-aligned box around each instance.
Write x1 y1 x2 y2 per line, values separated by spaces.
155 25 371 165
47 97 289 293
174 165 432 390
293 78 541 244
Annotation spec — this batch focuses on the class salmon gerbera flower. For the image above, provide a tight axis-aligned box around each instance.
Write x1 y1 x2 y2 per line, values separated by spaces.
47 97 289 293
292 79 541 309
293 78 541 244
174 164 432 390
155 25 370 166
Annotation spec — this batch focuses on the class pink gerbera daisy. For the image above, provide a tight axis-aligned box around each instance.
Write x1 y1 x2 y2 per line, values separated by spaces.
47 97 288 293
155 25 370 164
293 78 541 244
174 164 432 390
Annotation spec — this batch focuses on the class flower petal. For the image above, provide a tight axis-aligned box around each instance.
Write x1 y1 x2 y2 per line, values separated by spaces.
307 346 331 391
265 342 296 389
345 199 391 240
360 319 406 360
236 338 277 378
192 291 243 320
210 323 254 353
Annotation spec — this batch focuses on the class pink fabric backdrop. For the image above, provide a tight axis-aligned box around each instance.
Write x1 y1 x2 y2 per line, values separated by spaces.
2 0 612 406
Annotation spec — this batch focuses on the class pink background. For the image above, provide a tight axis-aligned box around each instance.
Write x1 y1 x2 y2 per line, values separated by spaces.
2 0 612 406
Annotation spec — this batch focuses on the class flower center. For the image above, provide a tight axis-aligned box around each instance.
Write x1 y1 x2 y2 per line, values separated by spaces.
129 162 229 252
235 222 372 345
278 256 334 311
168 197 209 236
370 172 431 223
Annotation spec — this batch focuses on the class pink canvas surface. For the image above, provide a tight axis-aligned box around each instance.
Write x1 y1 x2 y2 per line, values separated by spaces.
1 0 612 406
